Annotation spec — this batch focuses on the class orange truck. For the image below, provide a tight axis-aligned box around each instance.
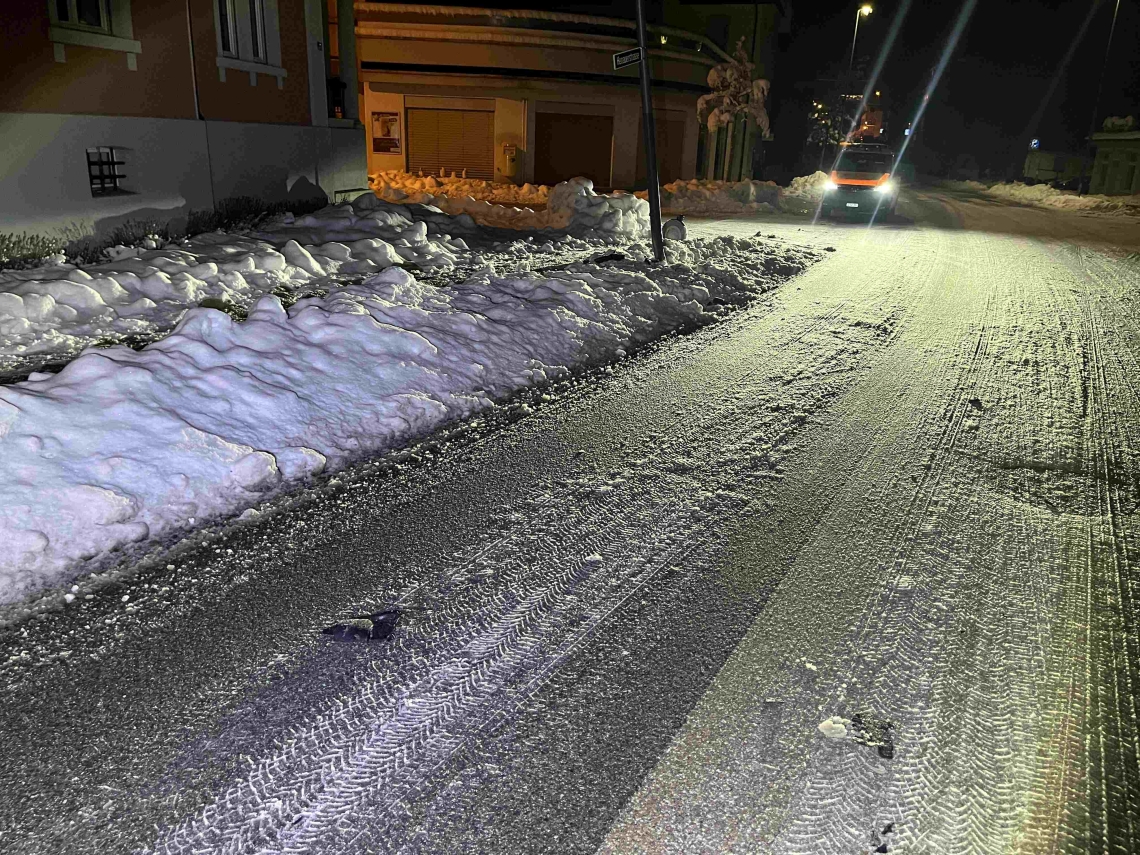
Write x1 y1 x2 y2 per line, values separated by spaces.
820 144 899 218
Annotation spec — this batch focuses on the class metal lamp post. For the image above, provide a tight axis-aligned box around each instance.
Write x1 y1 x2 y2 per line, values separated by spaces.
634 0 664 262
849 4 872 74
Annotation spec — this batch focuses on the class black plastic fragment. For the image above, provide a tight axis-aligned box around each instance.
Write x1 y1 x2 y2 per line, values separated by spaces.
592 251 626 264
322 609 403 642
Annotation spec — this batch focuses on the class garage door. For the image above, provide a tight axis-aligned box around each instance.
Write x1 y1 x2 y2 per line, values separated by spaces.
534 113 614 189
636 114 688 187
406 108 495 180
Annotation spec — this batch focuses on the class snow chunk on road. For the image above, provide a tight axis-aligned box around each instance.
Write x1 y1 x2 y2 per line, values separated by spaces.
819 716 851 739
0 237 816 604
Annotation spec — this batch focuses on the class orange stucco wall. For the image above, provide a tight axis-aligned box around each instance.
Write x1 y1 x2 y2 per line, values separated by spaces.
2 0 312 125
190 0 311 124
0 0 196 118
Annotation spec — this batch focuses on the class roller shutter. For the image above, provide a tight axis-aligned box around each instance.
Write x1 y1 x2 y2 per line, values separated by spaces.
534 113 614 189
406 108 495 180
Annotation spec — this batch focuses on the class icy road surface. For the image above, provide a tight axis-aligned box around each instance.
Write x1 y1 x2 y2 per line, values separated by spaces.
2 191 1139 854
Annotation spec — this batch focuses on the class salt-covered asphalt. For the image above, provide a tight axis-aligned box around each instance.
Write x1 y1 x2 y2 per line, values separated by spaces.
2 191 1139 854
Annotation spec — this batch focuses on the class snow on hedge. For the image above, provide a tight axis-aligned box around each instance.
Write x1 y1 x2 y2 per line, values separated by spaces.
630 179 780 215
0 235 815 604
0 182 648 368
370 170 550 207
368 176 649 232
371 170 836 222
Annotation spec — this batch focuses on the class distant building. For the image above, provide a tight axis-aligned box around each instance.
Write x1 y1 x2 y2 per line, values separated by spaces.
1023 150 1088 184
1 0 366 238
1090 118 1140 195
337 1 790 189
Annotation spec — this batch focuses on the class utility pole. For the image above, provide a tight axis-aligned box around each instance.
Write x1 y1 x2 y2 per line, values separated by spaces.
634 0 664 262
1078 0 1121 195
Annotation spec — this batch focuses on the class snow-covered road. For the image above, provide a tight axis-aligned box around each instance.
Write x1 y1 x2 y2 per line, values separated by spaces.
1 192 1138 854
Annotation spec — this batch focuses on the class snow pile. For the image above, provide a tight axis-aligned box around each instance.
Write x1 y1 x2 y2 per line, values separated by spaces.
0 197 482 367
781 171 831 201
0 236 815 603
370 176 650 235
983 182 1140 215
0 188 653 369
1102 115 1135 132
633 179 779 215
370 170 549 208
546 178 650 236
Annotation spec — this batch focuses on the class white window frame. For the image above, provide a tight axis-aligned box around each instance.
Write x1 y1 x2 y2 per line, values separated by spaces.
217 0 238 56
51 0 111 34
213 0 286 88
248 0 266 61
48 0 140 69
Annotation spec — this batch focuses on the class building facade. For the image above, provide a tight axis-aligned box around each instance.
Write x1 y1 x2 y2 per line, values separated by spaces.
1 0 366 238
1023 150 1089 185
332 1 788 189
1090 129 1140 196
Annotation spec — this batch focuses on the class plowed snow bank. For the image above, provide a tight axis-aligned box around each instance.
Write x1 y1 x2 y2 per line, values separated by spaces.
0 236 816 603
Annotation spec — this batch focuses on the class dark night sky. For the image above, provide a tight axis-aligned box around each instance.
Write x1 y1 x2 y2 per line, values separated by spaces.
780 0 1140 174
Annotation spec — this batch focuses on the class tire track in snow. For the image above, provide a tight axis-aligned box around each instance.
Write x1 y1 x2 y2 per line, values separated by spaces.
141 277 900 854
599 227 1131 855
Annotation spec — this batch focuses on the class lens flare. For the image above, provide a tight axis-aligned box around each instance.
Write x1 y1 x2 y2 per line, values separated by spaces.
812 0 912 225
865 0 981 227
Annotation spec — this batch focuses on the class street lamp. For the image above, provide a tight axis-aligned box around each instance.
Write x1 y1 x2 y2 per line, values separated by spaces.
850 4 872 74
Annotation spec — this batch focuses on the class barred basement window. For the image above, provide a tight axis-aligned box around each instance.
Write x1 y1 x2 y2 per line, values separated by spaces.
87 147 127 196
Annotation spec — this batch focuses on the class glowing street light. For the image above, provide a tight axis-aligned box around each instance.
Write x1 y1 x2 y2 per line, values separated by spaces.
850 4 873 73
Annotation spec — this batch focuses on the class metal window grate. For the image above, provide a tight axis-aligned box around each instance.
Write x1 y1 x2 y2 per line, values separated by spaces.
87 147 126 196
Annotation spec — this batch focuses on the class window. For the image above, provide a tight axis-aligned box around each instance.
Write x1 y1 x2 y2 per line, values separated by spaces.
86 147 127 196
836 150 893 173
54 0 111 33
213 0 285 86
217 0 236 55
48 0 139 67
248 0 265 61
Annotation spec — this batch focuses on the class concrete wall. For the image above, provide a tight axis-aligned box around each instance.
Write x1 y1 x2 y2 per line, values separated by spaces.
493 99 526 184
0 112 366 237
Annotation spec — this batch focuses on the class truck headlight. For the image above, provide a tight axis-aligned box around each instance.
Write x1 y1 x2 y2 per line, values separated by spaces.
824 180 838 192
874 181 895 194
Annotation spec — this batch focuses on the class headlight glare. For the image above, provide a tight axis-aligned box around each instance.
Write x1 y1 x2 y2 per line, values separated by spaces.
823 180 838 192
874 181 895 194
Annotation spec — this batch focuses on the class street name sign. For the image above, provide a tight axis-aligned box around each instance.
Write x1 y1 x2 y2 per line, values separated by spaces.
613 48 642 70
